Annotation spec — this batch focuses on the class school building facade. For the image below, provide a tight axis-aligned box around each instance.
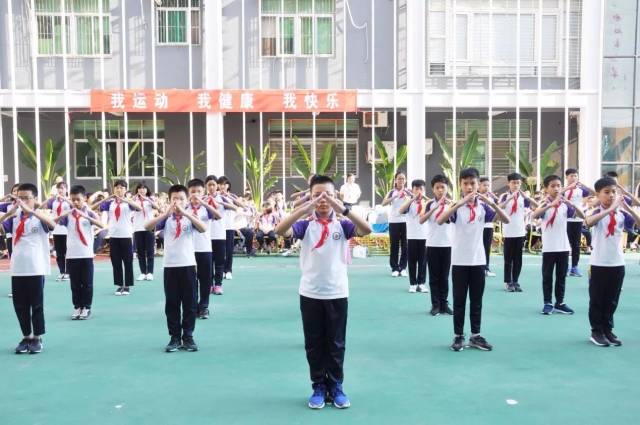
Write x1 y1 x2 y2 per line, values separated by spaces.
0 0 635 202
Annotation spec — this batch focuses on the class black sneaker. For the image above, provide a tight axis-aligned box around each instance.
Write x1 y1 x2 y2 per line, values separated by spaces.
165 336 182 352
199 308 210 319
590 332 610 347
15 338 30 354
441 304 453 315
604 331 622 347
469 335 493 351
28 337 43 354
122 287 130 296
430 305 440 316
182 336 198 352
554 303 574 315
505 283 516 292
514 283 523 292
450 335 465 352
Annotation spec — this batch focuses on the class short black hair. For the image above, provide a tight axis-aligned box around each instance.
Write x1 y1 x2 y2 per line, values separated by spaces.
187 178 205 189
55 181 67 189
604 171 619 178
217 175 231 187
309 174 334 190
565 168 578 176
543 175 562 187
10 183 20 192
17 183 38 197
431 174 449 187
134 182 152 196
205 175 218 184
69 185 86 196
507 172 523 182
479 177 489 183
459 167 480 181
594 177 618 192
346 173 356 178
411 179 426 189
168 184 188 197
113 179 128 189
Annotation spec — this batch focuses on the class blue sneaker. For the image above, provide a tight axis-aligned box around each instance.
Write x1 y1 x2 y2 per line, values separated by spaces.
308 384 327 409
569 267 582 277
329 383 351 409
554 303 575 315
541 304 554 315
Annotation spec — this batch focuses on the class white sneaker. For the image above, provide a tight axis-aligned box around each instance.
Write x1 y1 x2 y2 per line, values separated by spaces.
56 274 64 282
408 285 417 293
79 308 91 320
145 273 154 281
114 286 124 296
391 271 400 277
226 272 233 280
71 308 82 320
400 270 409 277
62 274 70 281
485 270 496 277
136 274 147 281
417 284 429 293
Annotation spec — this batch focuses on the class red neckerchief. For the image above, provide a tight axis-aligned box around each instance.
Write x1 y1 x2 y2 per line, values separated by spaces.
607 210 617 237
396 189 407 199
415 198 423 215
207 195 218 209
510 192 519 215
545 198 560 228
56 197 63 216
174 214 183 239
435 197 446 219
138 196 146 218
312 213 333 250
567 186 575 200
467 199 477 223
72 209 88 246
114 198 122 221
13 212 29 245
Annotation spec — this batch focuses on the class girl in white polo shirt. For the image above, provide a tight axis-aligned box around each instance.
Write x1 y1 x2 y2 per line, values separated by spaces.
44 181 72 281
132 182 160 281
217 176 245 280
145 184 208 353
398 179 429 293
584 177 640 347
276 175 371 410
436 168 510 352
205 175 233 295
563 168 595 277
382 172 411 277
532 175 585 316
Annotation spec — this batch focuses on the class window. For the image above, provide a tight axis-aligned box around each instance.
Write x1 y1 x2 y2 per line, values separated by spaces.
35 0 110 56
426 1 580 78
73 120 165 179
260 0 335 57
267 119 358 178
157 0 200 45
444 118 532 177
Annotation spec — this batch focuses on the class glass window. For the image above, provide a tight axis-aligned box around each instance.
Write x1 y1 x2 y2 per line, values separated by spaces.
603 58 635 107
157 0 200 45
602 109 633 162
604 0 637 56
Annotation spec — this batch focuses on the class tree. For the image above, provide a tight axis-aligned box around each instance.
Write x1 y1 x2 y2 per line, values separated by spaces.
233 143 279 207
434 129 482 198
156 151 207 186
17 130 66 195
374 135 408 201
506 141 560 191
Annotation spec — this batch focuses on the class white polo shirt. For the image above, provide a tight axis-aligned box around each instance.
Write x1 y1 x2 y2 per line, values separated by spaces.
220 194 238 231
425 198 452 247
387 189 411 224
292 214 357 300
6 211 51 276
540 202 575 253
100 199 133 238
500 192 531 238
47 197 72 236
207 195 226 240
188 204 215 252
132 196 156 232
590 208 635 267
156 214 197 268
60 207 97 259
450 201 496 266
405 199 429 240
340 182 362 204
483 193 499 229
566 186 590 223
258 213 277 232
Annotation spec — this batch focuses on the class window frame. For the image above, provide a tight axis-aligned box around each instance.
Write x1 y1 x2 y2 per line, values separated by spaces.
156 1 201 46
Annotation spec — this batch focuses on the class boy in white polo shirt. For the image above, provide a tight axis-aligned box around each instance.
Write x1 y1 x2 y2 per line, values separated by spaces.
132 182 160 281
499 173 539 292
44 181 72 281
436 168 510 352
187 178 221 319
205 175 234 295
55 185 105 320
479 177 498 278
563 168 595 277
399 179 429 293
94 180 142 296
276 175 371 410
145 184 208 352
0 183 55 354
420 174 453 316
532 175 585 315
584 177 640 347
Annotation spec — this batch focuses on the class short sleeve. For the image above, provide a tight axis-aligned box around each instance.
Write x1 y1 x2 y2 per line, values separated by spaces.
622 211 636 230
483 203 496 223
590 208 601 217
59 217 69 227
524 198 531 208
340 219 357 239
155 217 168 231
291 220 310 240
46 198 54 209
40 219 50 232
449 211 457 223
0 203 8 213
566 204 576 218
2 219 12 233
206 208 215 220
499 193 507 203
99 200 112 212
581 187 590 197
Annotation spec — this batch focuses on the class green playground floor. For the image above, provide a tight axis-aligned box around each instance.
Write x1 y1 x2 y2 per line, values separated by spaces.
1 254 639 425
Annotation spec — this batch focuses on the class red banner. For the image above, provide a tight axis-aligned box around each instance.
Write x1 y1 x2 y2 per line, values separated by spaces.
90 89 358 113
